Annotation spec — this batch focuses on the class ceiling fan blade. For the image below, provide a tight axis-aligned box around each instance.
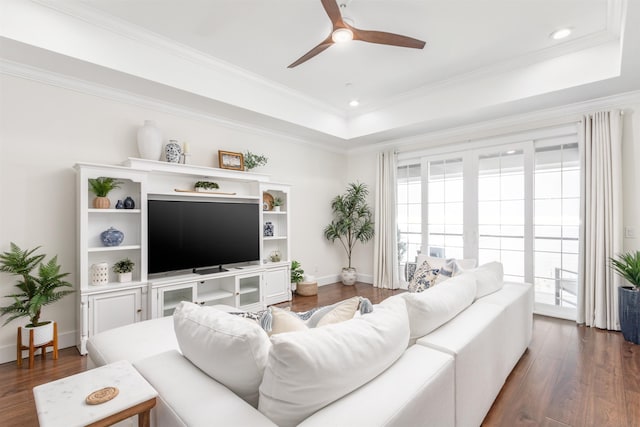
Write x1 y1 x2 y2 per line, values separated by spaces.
352 28 426 49
288 36 334 68
321 0 344 28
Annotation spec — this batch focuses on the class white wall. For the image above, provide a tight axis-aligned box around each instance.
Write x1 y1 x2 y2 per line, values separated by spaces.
0 74 348 361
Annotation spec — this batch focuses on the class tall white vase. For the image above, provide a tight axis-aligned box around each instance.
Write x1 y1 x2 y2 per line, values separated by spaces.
137 120 163 161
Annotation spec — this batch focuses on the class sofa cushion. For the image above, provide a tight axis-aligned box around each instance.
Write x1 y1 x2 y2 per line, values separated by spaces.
258 297 409 427
173 302 271 407
298 345 455 427
472 261 505 299
134 350 277 427
87 315 178 367
401 272 477 342
315 296 361 327
268 307 308 335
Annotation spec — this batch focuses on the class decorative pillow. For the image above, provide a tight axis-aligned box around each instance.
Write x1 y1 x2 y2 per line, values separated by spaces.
316 296 361 327
472 261 505 299
434 258 463 284
267 307 309 335
408 260 440 293
401 272 477 342
173 302 271 408
416 255 476 271
258 297 409 427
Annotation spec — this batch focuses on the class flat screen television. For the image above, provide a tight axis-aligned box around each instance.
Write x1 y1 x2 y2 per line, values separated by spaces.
148 199 260 275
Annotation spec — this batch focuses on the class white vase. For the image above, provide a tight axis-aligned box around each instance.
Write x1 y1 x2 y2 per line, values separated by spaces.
21 321 54 347
341 267 357 286
137 120 163 161
91 262 109 285
118 272 132 283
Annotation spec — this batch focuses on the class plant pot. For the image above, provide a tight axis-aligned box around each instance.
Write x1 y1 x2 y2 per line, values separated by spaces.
341 267 357 286
21 321 54 347
118 272 132 283
619 286 640 344
93 196 110 209
273 206 281 212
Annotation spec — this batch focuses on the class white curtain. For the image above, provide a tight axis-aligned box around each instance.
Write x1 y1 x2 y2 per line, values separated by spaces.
578 110 623 329
373 150 399 289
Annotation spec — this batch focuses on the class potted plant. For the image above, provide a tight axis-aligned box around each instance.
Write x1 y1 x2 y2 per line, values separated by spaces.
323 182 374 285
113 258 135 283
244 151 268 171
0 243 74 347
291 260 304 286
272 197 283 212
88 177 122 209
194 181 219 193
610 251 640 344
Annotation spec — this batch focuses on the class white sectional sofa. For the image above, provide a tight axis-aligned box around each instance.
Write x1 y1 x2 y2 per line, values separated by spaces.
87 262 533 427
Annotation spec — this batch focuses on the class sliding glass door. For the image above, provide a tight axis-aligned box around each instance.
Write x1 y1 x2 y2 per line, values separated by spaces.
398 132 580 319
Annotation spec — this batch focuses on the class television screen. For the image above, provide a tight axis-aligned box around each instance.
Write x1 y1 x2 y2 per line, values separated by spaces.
148 200 260 274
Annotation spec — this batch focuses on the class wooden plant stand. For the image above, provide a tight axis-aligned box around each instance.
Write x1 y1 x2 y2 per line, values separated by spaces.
17 322 58 369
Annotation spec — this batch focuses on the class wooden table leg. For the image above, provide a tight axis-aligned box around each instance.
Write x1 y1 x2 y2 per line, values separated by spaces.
138 409 151 427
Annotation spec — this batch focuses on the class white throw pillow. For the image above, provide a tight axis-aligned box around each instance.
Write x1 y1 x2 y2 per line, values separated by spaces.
416 255 477 271
269 307 308 335
173 302 271 408
472 261 505 299
401 272 477 342
258 297 409 427
316 296 360 327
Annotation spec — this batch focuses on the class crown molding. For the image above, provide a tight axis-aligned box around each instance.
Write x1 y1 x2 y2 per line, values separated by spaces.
349 89 640 155
0 59 348 154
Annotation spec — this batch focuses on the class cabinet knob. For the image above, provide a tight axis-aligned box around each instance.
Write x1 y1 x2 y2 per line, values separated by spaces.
200 301 205 305
236 292 240 296
137 309 142 313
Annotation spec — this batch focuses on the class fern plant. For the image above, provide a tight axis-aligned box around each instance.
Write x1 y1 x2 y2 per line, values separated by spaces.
88 177 122 197
0 243 74 327
291 260 305 284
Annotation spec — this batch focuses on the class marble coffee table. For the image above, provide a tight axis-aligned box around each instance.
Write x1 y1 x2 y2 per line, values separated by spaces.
33 360 157 427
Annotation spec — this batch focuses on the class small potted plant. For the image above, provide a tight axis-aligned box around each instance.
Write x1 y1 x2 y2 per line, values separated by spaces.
194 181 219 193
113 258 135 283
610 251 640 344
272 197 283 212
244 151 268 171
88 177 122 209
0 243 74 348
291 260 304 286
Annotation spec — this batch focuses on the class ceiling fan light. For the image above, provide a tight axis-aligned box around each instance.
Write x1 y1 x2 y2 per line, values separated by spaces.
550 28 572 40
332 28 354 43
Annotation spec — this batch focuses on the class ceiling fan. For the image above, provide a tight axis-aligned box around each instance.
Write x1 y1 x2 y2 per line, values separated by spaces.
288 0 426 68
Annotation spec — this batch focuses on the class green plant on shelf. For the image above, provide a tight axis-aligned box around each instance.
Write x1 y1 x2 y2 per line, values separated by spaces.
88 177 122 197
272 197 283 207
112 258 135 274
194 181 219 190
244 151 268 171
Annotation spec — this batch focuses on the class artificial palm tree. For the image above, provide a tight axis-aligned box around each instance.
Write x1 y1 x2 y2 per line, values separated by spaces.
610 250 640 344
324 183 374 283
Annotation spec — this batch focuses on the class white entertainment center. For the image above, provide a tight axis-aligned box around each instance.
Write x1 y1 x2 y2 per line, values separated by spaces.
75 159 291 354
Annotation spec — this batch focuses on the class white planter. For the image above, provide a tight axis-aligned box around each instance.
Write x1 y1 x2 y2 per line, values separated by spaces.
118 272 132 283
21 321 54 347
273 206 281 212
137 120 163 161
341 267 357 286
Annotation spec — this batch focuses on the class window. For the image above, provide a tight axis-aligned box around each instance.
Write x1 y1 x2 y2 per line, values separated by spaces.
397 125 581 319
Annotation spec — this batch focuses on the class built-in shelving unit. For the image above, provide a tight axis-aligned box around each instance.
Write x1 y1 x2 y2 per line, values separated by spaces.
75 159 291 354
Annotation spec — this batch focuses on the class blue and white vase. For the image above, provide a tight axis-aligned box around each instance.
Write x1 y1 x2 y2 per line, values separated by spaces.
165 140 181 163
264 221 274 237
100 227 124 247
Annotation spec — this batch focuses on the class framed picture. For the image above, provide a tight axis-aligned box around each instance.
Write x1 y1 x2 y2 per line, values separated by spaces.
218 150 244 171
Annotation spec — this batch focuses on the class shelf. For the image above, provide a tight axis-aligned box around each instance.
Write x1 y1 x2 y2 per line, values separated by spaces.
149 191 260 202
263 236 287 241
124 158 270 183
88 245 141 252
239 286 259 295
198 289 234 302
83 281 145 295
88 209 141 214
263 211 287 215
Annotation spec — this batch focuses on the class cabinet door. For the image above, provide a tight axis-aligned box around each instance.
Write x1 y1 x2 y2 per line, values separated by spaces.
158 282 197 317
237 273 262 310
263 268 291 306
89 288 143 337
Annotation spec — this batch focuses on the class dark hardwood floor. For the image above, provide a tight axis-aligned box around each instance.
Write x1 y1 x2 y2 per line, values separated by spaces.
0 283 637 427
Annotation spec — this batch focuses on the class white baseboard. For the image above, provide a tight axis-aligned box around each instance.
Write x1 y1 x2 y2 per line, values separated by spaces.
0 330 77 364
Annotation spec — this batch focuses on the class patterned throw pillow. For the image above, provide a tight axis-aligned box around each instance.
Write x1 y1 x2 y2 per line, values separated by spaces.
434 258 462 284
408 260 440 293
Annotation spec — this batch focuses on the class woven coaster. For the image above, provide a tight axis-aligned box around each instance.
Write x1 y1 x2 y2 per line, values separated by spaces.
85 386 119 405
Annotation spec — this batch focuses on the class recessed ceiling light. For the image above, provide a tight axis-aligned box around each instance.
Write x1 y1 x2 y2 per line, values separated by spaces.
349 99 360 107
550 28 572 40
332 28 354 43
